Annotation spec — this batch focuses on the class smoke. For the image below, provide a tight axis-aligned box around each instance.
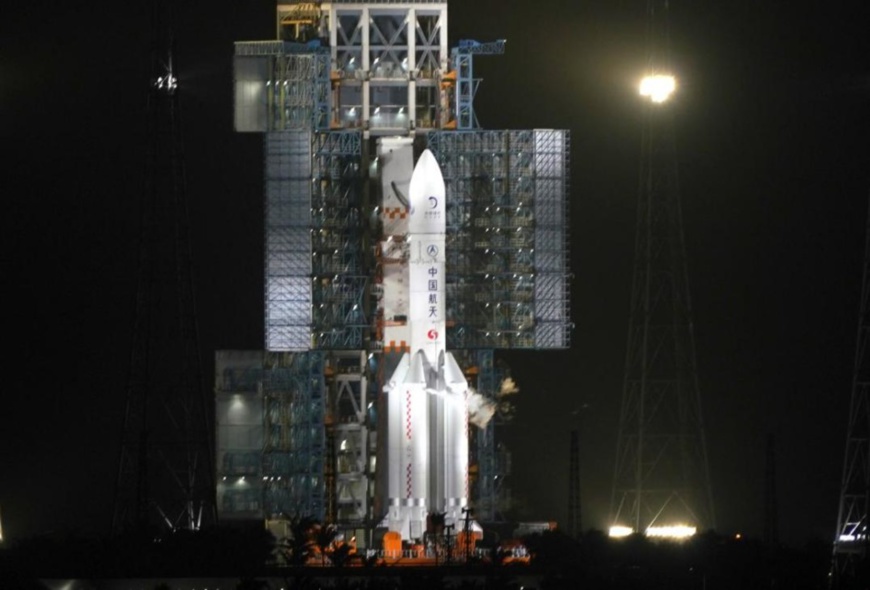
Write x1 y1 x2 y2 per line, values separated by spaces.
467 389 497 429
468 376 521 429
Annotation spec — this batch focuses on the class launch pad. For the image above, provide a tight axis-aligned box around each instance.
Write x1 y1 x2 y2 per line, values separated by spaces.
216 0 570 558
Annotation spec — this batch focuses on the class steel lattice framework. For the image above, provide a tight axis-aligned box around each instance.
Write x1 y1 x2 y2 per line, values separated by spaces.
220 1 572 537
113 0 215 534
832 197 870 584
426 129 572 350
610 0 714 534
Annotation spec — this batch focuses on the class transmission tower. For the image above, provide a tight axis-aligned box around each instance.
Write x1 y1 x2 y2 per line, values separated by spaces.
831 196 870 585
112 0 215 534
610 0 715 535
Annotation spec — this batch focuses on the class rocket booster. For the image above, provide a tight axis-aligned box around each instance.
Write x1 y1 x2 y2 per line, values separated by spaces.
382 149 473 541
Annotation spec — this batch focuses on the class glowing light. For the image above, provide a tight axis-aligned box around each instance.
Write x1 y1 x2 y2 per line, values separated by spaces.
155 74 178 92
639 74 676 103
645 524 697 539
608 525 634 538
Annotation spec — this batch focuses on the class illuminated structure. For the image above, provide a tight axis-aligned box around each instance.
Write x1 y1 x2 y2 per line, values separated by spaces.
609 0 714 538
831 196 870 584
217 0 570 549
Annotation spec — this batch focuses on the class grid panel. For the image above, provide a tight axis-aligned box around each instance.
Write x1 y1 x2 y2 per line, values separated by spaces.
425 129 571 349
265 131 313 351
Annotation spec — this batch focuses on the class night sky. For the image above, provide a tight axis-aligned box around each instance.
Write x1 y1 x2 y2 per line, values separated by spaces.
3 0 870 546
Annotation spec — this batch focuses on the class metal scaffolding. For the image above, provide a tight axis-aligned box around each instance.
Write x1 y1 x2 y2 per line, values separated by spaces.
328 351 374 525
234 41 330 132
227 2 573 536
215 351 327 522
426 129 571 350
450 39 505 130
311 131 368 350
263 351 327 520
327 2 447 133
265 131 313 351
468 349 511 523
216 352 265 518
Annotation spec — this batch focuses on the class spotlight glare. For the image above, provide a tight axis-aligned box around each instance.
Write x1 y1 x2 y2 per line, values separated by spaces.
608 525 634 538
639 74 676 103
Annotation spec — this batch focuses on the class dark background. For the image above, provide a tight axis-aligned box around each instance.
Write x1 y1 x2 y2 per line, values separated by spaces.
2 0 869 547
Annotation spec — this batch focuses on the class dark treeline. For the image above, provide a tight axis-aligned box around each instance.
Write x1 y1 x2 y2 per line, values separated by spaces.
1 527 868 590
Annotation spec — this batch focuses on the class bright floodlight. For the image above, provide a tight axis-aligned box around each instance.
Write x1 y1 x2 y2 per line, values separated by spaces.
639 74 676 103
608 525 634 538
645 524 697 539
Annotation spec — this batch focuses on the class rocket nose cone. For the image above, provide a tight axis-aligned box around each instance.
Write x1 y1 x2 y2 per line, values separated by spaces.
443 353 468 387
409 149 446 214
415 149 441 178
407 350 428 384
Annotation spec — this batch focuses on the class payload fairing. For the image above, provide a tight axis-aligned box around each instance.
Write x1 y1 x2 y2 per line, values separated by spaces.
381 150 474 541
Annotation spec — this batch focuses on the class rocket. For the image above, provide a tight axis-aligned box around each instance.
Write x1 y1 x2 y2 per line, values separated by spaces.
382 150 474 541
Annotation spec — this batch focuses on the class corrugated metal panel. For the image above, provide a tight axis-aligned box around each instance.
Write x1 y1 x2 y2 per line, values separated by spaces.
265 131 313 351
425 129 572 349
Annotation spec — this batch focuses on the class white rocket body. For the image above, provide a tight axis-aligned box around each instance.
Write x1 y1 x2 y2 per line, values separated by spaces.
382 150 473 540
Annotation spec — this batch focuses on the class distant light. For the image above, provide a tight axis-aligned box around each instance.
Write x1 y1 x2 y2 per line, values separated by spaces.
645 525 696 539
639 74 676 103
155 74 178 92
609 525 634 538
734 533 742 540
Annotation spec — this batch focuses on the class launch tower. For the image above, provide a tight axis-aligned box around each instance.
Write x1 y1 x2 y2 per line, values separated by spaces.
217 0 571 552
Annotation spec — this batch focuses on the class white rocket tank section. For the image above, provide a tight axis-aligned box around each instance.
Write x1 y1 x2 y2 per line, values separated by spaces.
382 149 474 541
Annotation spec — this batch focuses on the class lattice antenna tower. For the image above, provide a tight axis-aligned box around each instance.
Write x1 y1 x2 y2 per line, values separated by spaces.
831 196 870 583
112 0 216 534
610 0 715 534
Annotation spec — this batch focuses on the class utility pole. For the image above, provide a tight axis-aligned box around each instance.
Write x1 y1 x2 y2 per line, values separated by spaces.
569 405 587 537
568 429 581 537
831 195 870 585
112 0 215 534
764 433 779 545
610 0 715 536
